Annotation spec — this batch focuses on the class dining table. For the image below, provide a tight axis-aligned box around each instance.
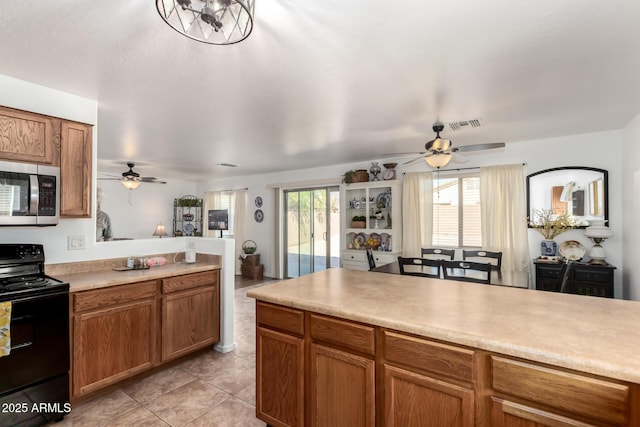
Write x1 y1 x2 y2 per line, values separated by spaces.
371 261 530 288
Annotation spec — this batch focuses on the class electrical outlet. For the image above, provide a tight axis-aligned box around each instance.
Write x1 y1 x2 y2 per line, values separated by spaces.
68 235 86 250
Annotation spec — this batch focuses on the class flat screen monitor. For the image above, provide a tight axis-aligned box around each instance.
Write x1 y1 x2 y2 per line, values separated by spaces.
208 209 229 230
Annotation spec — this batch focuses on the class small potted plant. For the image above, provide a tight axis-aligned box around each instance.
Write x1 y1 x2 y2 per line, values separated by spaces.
342 169 369 184
531 209 576 256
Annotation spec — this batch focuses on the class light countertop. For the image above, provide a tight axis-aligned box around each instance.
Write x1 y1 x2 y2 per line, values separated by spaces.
54 261 221 293
247 268 640 384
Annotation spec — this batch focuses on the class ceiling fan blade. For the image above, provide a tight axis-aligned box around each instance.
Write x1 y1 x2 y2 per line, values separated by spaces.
451 152 469 163
455 142 505 153
402 156 425 166
140 177 167 184
381 151 427 157
97 177 122 181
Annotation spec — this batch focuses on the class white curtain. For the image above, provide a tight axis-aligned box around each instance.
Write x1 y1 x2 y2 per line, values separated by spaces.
480 164 531 280
233 189 248 275
402 172 433 257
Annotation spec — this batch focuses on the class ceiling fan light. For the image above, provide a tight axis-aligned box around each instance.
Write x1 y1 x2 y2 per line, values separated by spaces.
121 179 141 190
431 137 451 152
425 153 452 168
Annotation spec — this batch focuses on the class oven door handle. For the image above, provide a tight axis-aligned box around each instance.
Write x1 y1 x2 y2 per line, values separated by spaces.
11 341 34 351
30 174 39 215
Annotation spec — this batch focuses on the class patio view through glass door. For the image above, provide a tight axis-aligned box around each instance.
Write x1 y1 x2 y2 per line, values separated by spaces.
285 187 340 278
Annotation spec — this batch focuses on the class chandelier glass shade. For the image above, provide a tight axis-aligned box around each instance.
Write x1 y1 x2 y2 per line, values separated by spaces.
425 153 452 168
121 178 141 190
156 0 255 45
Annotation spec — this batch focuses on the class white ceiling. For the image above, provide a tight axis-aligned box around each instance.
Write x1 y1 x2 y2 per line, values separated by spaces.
1 1 640 180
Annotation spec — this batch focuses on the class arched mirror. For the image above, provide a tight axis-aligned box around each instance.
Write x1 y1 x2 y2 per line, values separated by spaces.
526 167 608 228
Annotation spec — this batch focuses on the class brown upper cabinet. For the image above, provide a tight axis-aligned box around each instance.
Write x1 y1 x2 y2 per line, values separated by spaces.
0 105 93 218
0 105 55 164
60 120 92 217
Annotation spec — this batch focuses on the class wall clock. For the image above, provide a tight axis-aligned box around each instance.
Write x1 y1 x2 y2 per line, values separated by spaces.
254 209 264 223
255 196 263 208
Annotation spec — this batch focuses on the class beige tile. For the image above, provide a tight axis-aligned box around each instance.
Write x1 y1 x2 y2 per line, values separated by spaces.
198 359 255 396
103 406 170 427
124 367 197 404
144 379 230 426
55 390 139 427
185 397 265 427
234 380 256 406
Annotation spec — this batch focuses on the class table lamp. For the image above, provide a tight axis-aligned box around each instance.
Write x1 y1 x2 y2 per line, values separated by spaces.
584 221 612 265
153 223 168 238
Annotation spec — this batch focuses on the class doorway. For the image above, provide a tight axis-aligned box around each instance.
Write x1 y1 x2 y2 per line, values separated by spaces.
284 187 340 278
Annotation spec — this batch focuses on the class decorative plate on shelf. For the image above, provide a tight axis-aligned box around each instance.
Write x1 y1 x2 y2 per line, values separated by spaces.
376 192 391 208
255 196 263 208
380 233 392 251
183 223 194 235
254 209 264 223
559 240 586 260
353 233 366 248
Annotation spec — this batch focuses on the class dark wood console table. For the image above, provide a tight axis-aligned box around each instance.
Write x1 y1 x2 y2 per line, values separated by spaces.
534 260 615 298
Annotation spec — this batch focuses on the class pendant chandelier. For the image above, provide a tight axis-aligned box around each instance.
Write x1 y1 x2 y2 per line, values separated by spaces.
156 0 255 45
425 153 452 168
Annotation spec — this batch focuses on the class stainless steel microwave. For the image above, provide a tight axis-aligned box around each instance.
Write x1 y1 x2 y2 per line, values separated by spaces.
0 160 60 226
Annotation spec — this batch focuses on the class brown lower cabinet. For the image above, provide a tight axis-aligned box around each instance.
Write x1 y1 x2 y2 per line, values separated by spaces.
71 270 220 400
255 302 640 427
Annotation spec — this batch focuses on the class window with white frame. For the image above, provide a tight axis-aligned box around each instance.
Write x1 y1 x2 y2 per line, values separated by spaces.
432 173 482 247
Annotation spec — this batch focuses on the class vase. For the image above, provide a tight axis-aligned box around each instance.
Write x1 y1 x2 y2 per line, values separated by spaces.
540 239 557 257
369 162 381 181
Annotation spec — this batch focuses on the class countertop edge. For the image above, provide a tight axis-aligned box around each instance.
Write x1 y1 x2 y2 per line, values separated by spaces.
58 263 221 293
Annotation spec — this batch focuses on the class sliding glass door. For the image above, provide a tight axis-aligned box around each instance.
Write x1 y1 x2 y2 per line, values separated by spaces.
284 187 340 278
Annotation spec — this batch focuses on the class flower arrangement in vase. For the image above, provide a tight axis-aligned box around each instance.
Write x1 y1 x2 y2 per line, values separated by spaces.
531 209 577 256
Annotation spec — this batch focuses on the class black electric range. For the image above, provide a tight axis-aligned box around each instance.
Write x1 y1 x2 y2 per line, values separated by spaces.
0 244 70 426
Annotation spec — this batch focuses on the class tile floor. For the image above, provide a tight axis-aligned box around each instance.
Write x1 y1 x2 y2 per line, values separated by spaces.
54 276 278 427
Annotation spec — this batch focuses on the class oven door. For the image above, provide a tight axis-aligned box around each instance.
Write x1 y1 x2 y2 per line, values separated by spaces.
0 289 69 396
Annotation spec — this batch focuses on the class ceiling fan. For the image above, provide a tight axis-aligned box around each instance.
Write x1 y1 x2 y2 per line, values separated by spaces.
400 122 506 168
98 163 167 190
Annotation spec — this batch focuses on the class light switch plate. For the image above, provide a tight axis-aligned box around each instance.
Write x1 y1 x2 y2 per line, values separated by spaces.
68 235 86 250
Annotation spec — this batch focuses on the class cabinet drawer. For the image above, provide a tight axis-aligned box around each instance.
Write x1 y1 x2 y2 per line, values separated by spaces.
310 314 375 356
342 251 366 262
162 270 219 293
491 356 629 425
74 280 158 312
372 253 395 266
536 265 562 279
572 268 612 284
383 330 474 382
257 302 304 336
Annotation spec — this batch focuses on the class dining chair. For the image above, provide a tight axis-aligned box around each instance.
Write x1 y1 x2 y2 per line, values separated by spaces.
441 260 492 284
462 250 502 270
366 248 376 271
421 248 455 260
397 257 441 278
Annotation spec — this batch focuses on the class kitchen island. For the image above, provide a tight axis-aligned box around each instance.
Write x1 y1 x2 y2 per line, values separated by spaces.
248 268 640 426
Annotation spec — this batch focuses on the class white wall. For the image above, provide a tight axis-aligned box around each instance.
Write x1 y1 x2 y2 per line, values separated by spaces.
99 179 197 240
622 112 640 301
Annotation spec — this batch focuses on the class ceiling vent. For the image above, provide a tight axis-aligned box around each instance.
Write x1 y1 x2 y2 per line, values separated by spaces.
446 118 484 131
